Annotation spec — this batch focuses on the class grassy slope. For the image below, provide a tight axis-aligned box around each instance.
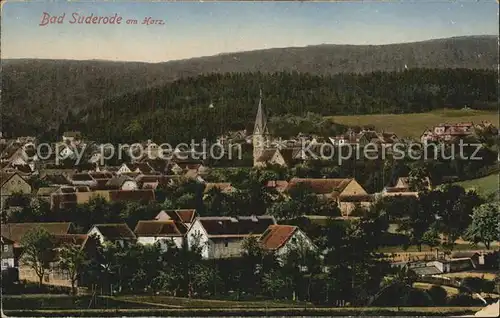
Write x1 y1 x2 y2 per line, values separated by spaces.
455 173 499 198
329 109 498 139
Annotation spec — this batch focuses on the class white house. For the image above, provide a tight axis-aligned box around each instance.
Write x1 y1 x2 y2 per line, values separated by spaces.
259 225 316 258
186 215 276 259
1 236 15 270
134 220 186 250
105 175 139 190
87 224 136 248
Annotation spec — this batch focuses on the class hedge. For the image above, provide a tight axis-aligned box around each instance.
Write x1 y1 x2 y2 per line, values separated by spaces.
2 307 483 317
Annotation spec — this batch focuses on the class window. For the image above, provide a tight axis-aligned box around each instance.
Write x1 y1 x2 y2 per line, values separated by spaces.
291 237 297 244
2 245 9 252
2 261 9 268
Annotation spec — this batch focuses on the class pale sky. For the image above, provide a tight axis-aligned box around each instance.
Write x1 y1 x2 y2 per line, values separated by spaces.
1 0 498 62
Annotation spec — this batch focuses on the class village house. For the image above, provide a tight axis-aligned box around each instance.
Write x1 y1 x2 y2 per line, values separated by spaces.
420 122 475 144
1 222 76 272
87 223 136 247
117 163 155 175
1 236 16 271
68 173 97 187
105 175 139 190
381 176 432 198
265 180 289 194
134 220 187 250
18 234 97 289
36 186 61 203
259 225 316 258
136 174 179 190
50 189 156 210
286 178 372 216
1 172 32 211
62 131 82 144
155 209 198 229
186 215 276 259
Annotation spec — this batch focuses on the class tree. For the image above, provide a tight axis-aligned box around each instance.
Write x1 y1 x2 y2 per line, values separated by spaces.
427 185 483 249
58 242 90 295
427 285 448 306
408 166 429 192
20 227 54 287
262 269 286 299
465 202 500 250
398 198 436 251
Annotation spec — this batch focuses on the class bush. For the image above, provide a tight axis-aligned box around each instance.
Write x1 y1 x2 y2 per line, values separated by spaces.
447 293 484 306
427 285 448 306
461 277 484 293
401 289 433 306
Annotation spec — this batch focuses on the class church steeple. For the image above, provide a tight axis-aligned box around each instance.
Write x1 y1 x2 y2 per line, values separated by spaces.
253 89 268 136
252 89 269 167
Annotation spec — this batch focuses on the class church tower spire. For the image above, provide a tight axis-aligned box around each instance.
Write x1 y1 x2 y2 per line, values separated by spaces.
253 89 269 167
253 89 268 136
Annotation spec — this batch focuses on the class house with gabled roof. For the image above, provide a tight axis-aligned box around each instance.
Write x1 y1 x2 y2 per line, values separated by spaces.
1 236 15 271
186 215 276 259
286 178 372 216
134 220 187 250
1 171 32 211
265 180 289 193
87 224 136 247
18 234 97 289
259 225 316 258
1 222 75 248
105 175 138 190
117 163 154 175
155 209 197 228
68 173 96 187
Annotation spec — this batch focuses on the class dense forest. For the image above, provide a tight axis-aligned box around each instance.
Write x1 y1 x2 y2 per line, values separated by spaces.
1 35 496 139
55 68 497 144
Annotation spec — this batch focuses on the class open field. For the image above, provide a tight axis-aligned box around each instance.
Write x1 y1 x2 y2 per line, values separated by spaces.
456 173 499 198
329 109 498 139
413 282 460 296
440 271 498 281
2 306 484 317
413 282 499 299
116 295 313 308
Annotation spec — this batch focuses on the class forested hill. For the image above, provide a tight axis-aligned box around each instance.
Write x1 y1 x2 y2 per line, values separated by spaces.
1 35 497 139
68 69 496 144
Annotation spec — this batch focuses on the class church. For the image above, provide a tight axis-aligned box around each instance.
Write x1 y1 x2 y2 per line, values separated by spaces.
252 92 302 168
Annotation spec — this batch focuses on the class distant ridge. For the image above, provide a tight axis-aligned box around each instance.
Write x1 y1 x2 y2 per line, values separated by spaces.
1 35 497 136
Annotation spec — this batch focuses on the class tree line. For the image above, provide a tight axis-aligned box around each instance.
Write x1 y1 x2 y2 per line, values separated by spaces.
12 68 495 143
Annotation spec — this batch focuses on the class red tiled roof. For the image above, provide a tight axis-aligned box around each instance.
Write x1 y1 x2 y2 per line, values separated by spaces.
287 178 352 194
259 225 297 250
108 190 155 202
198 216 276 237
134 220 186 237
156 209 197 224
1 222 73 244
265 180 289 192
70 173 93 181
